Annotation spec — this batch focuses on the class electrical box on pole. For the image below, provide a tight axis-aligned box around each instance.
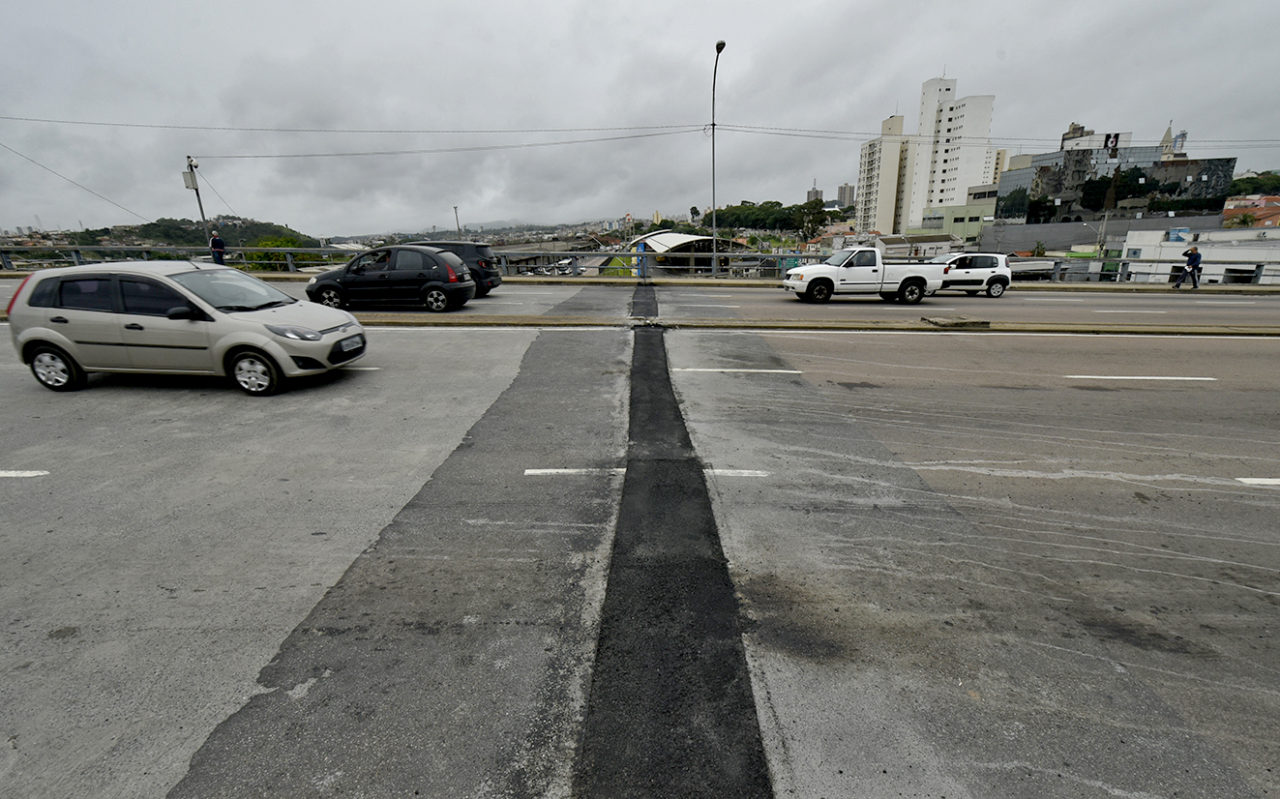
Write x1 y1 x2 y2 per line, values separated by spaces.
184 156 210 240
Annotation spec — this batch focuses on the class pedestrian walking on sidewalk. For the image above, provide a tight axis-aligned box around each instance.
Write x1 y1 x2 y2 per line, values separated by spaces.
1173 246 1201 289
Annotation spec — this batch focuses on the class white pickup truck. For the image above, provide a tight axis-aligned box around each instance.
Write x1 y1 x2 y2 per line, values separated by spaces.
782 247 944 304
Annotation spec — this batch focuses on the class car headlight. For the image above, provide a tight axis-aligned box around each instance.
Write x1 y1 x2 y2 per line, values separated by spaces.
265 324 322 341
307 277 317 285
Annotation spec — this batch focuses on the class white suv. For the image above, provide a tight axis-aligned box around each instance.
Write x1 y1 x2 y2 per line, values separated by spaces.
929 252 1012 297
7 261 366 395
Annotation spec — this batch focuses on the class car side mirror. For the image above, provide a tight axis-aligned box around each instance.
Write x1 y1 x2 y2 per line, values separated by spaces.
351 263 365 274
167 305 197 320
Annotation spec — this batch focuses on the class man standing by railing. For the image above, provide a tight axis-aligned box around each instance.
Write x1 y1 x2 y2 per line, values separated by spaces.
209 230 226 265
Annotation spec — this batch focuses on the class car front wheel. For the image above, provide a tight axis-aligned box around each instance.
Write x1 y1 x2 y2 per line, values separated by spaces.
423 288 449 312
229 350 282 396
30 344 87 391
805 281 833 303
315 286 346 308
986 281 1007 298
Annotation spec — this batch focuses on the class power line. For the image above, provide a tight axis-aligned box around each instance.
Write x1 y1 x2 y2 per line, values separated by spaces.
0 114 702 136
5 113 1278 147
193 128 703 160
193 169 239 217
0 138 151 222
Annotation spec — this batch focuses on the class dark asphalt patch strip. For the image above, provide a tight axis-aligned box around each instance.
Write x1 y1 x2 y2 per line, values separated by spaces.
571 326 773 797
630 285 658 319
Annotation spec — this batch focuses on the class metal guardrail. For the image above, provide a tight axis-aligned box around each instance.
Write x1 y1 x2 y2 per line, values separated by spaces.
0 245 349 273
0 245 829 279
3 245 1276 286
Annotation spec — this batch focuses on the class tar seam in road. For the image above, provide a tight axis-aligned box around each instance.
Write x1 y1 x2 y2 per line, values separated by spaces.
571 320 773 797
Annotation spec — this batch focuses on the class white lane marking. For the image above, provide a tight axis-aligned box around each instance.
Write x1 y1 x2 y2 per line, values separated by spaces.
673 368 802 374
670 293 737 298
1093 310 1167 314
1196 300 1257 305
524 468 770 477
1024 298 1086 302
525 468 627 476
1238 478 1280 486
1064 375 1217 381
1 471 49 478
674 304 741 309
342 366 381 371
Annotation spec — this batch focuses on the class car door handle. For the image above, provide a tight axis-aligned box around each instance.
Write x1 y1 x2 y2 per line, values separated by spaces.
125 323 145 330
51 316 68 324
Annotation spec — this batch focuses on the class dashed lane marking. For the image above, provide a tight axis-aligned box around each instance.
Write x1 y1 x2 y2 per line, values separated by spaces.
1 470 49 477
673 367 803 374
1238 478 1280 486
524 468 627 476
1064 375 1217 381
523 468 770 477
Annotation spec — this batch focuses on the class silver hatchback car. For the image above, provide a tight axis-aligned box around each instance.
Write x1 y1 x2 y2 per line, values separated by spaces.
6 261 366 395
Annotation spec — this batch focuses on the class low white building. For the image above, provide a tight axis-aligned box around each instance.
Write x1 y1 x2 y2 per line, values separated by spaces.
1118 228 1280 285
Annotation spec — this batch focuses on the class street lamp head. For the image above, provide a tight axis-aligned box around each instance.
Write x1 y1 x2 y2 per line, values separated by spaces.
716 40 726 53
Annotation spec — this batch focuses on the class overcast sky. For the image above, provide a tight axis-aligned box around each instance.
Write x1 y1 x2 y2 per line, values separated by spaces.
2 0 1276 238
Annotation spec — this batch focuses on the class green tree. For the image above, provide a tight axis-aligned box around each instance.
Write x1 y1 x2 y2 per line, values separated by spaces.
794 198 832 242
1229 171 1280 196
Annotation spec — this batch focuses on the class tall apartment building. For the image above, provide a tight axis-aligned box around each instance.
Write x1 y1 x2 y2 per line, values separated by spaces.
856 78 997 234
837 183 856 208
855 116 906 233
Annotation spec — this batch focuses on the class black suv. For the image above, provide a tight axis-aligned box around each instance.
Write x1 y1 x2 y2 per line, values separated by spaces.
406 240 502 297
305 245 475 312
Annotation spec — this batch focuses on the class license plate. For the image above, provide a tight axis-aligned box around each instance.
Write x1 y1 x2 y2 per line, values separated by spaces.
340 335 363 352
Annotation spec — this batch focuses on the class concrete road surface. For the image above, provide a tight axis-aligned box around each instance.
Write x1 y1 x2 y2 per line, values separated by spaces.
1 287 1277 798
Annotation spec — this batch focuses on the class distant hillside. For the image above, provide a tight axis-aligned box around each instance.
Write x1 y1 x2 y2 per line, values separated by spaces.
70 216 320 248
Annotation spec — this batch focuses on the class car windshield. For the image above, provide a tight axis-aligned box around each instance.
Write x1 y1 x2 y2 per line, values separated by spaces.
171 268 297 312
822 250 854 266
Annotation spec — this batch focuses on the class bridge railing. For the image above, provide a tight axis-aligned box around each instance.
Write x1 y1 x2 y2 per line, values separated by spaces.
4 245 1276 285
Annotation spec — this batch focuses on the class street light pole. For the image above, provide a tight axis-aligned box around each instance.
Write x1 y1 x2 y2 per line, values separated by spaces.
711 40 725 276
184 156 210 242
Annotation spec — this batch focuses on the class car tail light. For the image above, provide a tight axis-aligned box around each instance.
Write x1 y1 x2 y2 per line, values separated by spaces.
478 258 491 269
6 274 32 315
445 264 459 283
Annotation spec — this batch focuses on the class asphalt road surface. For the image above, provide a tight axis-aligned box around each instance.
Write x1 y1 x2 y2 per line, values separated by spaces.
1 283 1277 798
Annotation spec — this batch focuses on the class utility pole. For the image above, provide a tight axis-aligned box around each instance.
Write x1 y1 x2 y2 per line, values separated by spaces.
454 206 462 237
711 40 726 276
183 156 211 241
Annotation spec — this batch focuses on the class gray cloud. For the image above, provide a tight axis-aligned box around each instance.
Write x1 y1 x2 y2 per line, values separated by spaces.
2 0 1276 237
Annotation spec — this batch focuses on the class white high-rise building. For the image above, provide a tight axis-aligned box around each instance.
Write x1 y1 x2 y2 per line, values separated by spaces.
855 116 906 234
857 78 997 234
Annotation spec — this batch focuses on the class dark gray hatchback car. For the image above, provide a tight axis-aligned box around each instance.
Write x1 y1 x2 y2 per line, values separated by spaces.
305 245 475 312
405 240 502 297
